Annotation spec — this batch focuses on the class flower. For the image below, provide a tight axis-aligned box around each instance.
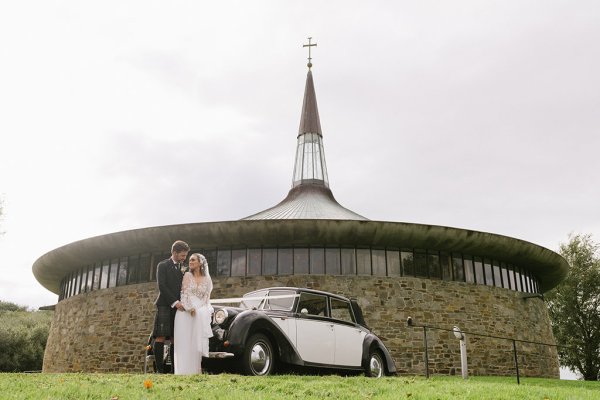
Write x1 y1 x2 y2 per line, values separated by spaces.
143 379 153 389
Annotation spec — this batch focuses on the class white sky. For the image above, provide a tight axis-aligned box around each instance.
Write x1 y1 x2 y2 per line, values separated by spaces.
1 0 599 329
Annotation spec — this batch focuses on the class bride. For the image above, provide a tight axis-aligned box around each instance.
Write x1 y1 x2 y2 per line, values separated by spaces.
173 253 213 374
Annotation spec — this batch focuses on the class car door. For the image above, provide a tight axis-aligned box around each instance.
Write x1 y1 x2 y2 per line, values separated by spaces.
330 297 366 367
294 292 334 364
265 289 297 344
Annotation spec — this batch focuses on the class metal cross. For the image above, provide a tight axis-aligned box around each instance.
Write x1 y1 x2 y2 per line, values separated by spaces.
303 37 317 69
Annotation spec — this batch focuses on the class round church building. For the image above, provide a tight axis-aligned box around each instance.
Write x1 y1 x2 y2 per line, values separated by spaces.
34 60 568 377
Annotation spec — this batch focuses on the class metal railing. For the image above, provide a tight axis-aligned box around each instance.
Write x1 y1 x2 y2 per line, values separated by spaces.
406 316 575 384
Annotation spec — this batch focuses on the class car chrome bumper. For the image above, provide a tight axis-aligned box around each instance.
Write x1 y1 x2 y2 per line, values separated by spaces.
208 351 234 359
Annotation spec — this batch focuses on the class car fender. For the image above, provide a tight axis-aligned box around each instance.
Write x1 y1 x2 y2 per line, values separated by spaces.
362 333 397 374
227 310 304 365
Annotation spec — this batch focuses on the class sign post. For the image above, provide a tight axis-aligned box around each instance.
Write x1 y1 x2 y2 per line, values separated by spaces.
453 326 468 379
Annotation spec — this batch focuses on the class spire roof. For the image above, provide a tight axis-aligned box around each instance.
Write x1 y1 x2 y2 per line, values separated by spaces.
243 185 367 220
298 70 322 136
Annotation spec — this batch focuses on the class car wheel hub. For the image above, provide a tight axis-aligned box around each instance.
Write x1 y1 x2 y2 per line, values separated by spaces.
250 341 271 375
370 355 383 377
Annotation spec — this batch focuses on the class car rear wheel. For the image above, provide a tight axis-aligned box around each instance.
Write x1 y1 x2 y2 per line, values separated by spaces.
365 349 384 378
241 333 275 376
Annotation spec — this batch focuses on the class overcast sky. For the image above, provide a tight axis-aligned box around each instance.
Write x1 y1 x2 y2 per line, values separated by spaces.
1 1 599 314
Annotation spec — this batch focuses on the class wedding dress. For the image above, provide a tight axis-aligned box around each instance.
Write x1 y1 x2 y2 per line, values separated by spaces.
174 272 213 374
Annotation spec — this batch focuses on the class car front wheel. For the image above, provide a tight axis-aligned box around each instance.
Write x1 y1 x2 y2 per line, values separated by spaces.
241 333 275 376
365 349 384 378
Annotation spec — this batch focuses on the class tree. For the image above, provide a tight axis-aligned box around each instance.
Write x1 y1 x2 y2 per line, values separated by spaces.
546 233 600 380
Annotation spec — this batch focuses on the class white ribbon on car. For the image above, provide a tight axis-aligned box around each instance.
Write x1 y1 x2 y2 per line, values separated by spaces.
210 293 300 304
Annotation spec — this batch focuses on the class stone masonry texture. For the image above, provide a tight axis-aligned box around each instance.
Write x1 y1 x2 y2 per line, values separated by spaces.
42 275 559 377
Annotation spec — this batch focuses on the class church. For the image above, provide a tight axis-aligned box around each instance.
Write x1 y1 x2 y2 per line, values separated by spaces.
34 41 567 376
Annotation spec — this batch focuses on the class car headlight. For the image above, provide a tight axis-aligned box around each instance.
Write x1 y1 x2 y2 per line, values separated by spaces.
214 309 229 325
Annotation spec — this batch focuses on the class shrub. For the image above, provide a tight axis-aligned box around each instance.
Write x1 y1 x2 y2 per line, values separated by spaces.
0 303 53 372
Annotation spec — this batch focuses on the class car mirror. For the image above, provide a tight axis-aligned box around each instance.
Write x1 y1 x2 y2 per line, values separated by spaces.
300 308 308 316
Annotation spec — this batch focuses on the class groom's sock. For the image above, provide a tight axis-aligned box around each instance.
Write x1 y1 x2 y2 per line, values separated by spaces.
153 341 165 373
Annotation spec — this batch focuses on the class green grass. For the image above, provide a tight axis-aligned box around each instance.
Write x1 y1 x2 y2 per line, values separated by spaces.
0 373 598 400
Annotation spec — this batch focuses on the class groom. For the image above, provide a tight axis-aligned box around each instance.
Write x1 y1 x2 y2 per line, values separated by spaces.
152 240 190 373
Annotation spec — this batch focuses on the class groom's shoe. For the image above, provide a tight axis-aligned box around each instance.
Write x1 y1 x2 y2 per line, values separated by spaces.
153 341 165 373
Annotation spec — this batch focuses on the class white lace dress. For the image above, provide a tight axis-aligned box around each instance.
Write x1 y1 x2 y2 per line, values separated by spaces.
174 272 213 375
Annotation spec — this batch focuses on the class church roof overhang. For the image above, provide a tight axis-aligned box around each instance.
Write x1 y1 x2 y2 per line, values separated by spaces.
33 219 568 295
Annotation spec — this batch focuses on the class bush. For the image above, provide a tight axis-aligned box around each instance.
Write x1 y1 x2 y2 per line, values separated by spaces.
0 301 28 312
0 303 53 372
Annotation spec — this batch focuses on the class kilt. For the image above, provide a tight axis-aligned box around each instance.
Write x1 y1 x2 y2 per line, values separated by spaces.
153 305 176 338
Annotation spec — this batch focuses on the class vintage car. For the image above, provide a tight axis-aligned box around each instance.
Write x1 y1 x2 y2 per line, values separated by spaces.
205 287 396 377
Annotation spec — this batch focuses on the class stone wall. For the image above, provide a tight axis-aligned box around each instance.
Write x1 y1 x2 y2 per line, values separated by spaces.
43 275 559 377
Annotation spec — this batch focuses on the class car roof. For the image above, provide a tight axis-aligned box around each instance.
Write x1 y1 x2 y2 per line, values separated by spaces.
244 286 369 329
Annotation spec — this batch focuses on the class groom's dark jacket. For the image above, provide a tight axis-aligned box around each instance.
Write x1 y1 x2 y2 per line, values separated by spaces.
154 258 184 307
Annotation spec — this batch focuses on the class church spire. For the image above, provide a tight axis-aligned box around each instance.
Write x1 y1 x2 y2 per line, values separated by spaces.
241 39 367 221
292 38 328 188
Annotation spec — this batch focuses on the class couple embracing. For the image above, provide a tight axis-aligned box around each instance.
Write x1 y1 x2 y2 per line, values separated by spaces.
152 240 213 375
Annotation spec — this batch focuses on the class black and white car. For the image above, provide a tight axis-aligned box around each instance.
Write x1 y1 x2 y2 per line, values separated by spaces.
206 287 396 377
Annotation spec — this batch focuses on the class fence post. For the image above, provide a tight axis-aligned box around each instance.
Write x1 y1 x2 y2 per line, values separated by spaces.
512 339 520 385
423 326 429 378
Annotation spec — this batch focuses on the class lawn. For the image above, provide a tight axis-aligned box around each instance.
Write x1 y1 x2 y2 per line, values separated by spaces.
0 373 598 400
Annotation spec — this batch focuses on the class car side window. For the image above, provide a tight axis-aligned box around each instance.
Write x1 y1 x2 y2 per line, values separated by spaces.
330 298 355 323
296 292 328 317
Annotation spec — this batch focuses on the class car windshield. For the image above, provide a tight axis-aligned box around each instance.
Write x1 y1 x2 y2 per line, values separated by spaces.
264 289 297 311
241 290 268 309
240 289 297 311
